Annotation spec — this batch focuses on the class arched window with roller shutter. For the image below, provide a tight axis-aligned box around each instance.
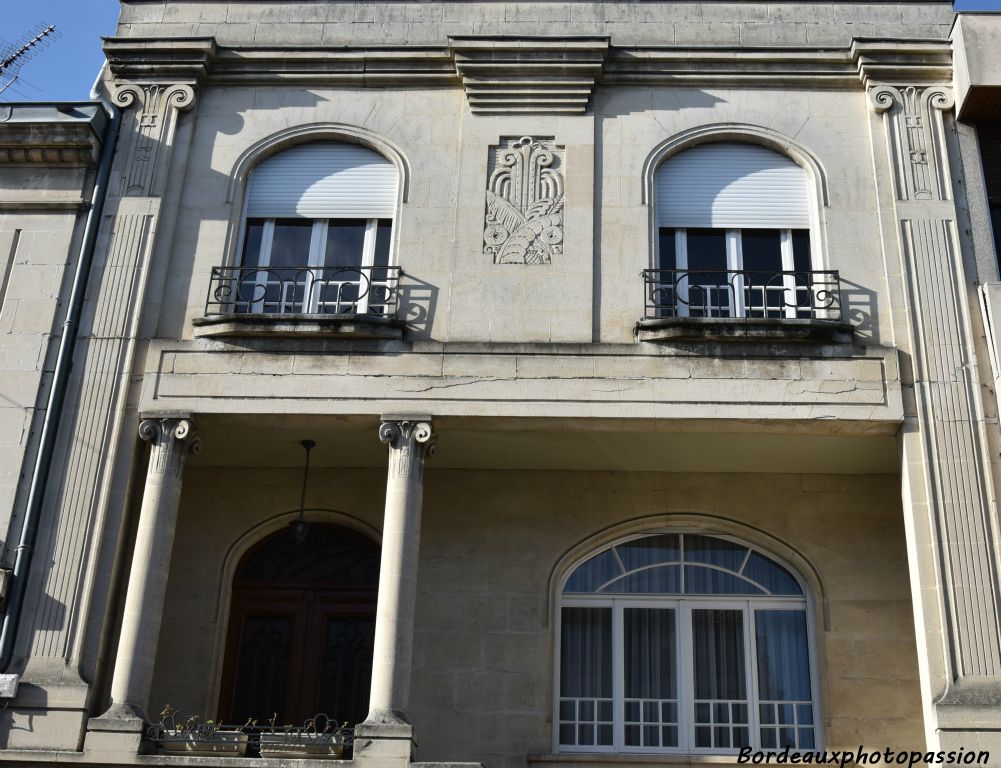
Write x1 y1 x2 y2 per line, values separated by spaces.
649 143 833 322
217 142 400 317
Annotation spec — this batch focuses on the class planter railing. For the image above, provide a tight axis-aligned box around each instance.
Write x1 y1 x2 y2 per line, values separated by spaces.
641 268 843 322
204 265 401 317
148 709 352 759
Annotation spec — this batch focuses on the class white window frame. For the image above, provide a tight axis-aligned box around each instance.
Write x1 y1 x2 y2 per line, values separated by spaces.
554 534 822 757
662 228 802 319
241 217 385 314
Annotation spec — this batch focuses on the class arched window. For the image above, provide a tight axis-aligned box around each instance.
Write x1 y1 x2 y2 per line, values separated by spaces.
218 524 379 726
231 142 399 316
557 533 818 754
652 143 818 320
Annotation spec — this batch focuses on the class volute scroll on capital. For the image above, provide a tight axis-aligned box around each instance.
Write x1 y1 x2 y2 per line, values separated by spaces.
379 419 436 456
139 417 201 455
113 82 197 114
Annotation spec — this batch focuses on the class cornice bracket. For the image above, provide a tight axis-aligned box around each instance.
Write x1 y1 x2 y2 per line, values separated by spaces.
449 35 610 115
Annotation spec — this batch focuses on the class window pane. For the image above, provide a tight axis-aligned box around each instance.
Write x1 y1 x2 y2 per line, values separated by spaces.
684 534 747 571
324 219 368 267
560 607 612 698
755 610 812 701
685 566 763 595
601 565 680 594
692 609 746 700
686 229 728 271
564 550 621 593
617 534 680 571
373 219 392 268
658 228 677 270
624 608 676 699
739 229 785 317
792 230 811 272
743 552 803 595
230 614 292 723
684 228 731 318
740 229 783 272
241 219 266 267
269 219 313 268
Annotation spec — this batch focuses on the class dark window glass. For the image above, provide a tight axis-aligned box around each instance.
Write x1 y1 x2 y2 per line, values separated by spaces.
374 219 392 268
242 219 266 267
324 219 368 268
686 228 727 271
658 228 677 271
317 616 375 724
740 229 783 273
755 610 812 701
692 609 746 700
270 219 313 269
791 229 811 273
560 607 613 698
685 228 730 317
231 614 292 723
624 608 677 701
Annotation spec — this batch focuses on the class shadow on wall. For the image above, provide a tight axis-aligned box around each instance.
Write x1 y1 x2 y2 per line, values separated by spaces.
398 274 439 339
602 88 728 118
0 683 46 747
841 279 879 341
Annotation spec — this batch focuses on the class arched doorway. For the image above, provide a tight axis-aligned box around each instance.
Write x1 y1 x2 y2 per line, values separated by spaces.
218 523 379 726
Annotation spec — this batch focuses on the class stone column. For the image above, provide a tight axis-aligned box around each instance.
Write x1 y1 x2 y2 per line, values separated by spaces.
355 418 434 764
86 417 198 752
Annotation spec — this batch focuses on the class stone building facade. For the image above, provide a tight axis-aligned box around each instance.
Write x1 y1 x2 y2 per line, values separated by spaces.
2 2 1001 768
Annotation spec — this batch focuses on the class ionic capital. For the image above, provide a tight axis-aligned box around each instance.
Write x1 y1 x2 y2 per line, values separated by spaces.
139 417 200 478
379 418 435 480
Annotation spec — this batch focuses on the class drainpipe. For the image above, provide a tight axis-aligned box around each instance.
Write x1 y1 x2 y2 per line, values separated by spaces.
0 102 122 689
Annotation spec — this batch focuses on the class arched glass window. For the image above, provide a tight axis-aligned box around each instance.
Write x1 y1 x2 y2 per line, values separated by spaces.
653 143 817 320
557 533 818 755
232 142 399 316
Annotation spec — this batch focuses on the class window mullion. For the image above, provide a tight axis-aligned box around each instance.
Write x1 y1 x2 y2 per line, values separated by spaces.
727 229 745 317
250 220 276 314
745 604 761 750
679 603 694 752
675 229 689 318
356 218 377 315
305 220 327 313
780 229 798 320
613 601 624 751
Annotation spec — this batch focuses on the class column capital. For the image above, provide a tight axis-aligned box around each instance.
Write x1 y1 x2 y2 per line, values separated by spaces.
378 418 435 478
139 417 199 477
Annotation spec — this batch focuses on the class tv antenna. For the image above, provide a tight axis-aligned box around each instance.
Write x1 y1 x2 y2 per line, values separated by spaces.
0 24 59 99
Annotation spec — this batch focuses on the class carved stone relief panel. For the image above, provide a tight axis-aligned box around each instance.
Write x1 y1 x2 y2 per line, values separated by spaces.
483 136 564 265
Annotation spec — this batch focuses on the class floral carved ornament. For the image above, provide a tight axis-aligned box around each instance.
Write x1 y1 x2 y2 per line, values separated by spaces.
483 136 564 265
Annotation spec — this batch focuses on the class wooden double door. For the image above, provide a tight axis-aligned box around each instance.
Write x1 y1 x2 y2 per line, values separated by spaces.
217 525 380 727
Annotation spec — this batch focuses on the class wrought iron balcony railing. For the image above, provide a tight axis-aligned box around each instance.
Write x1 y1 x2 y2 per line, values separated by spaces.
204 265 401 317
641 268 843 322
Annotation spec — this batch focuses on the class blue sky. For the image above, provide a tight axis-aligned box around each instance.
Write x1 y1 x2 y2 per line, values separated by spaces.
1 0 119 102
1 0 1000 102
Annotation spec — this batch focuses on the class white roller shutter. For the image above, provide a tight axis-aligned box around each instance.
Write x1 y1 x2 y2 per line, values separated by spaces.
656 143 810 229
245 143 398 219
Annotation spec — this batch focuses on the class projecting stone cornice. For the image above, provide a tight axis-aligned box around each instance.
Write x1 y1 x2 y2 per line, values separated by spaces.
602 47 860 88
449 36 610 114
103 36 216 85
0 103 107 166
98 35 955 111
852 38 953 87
